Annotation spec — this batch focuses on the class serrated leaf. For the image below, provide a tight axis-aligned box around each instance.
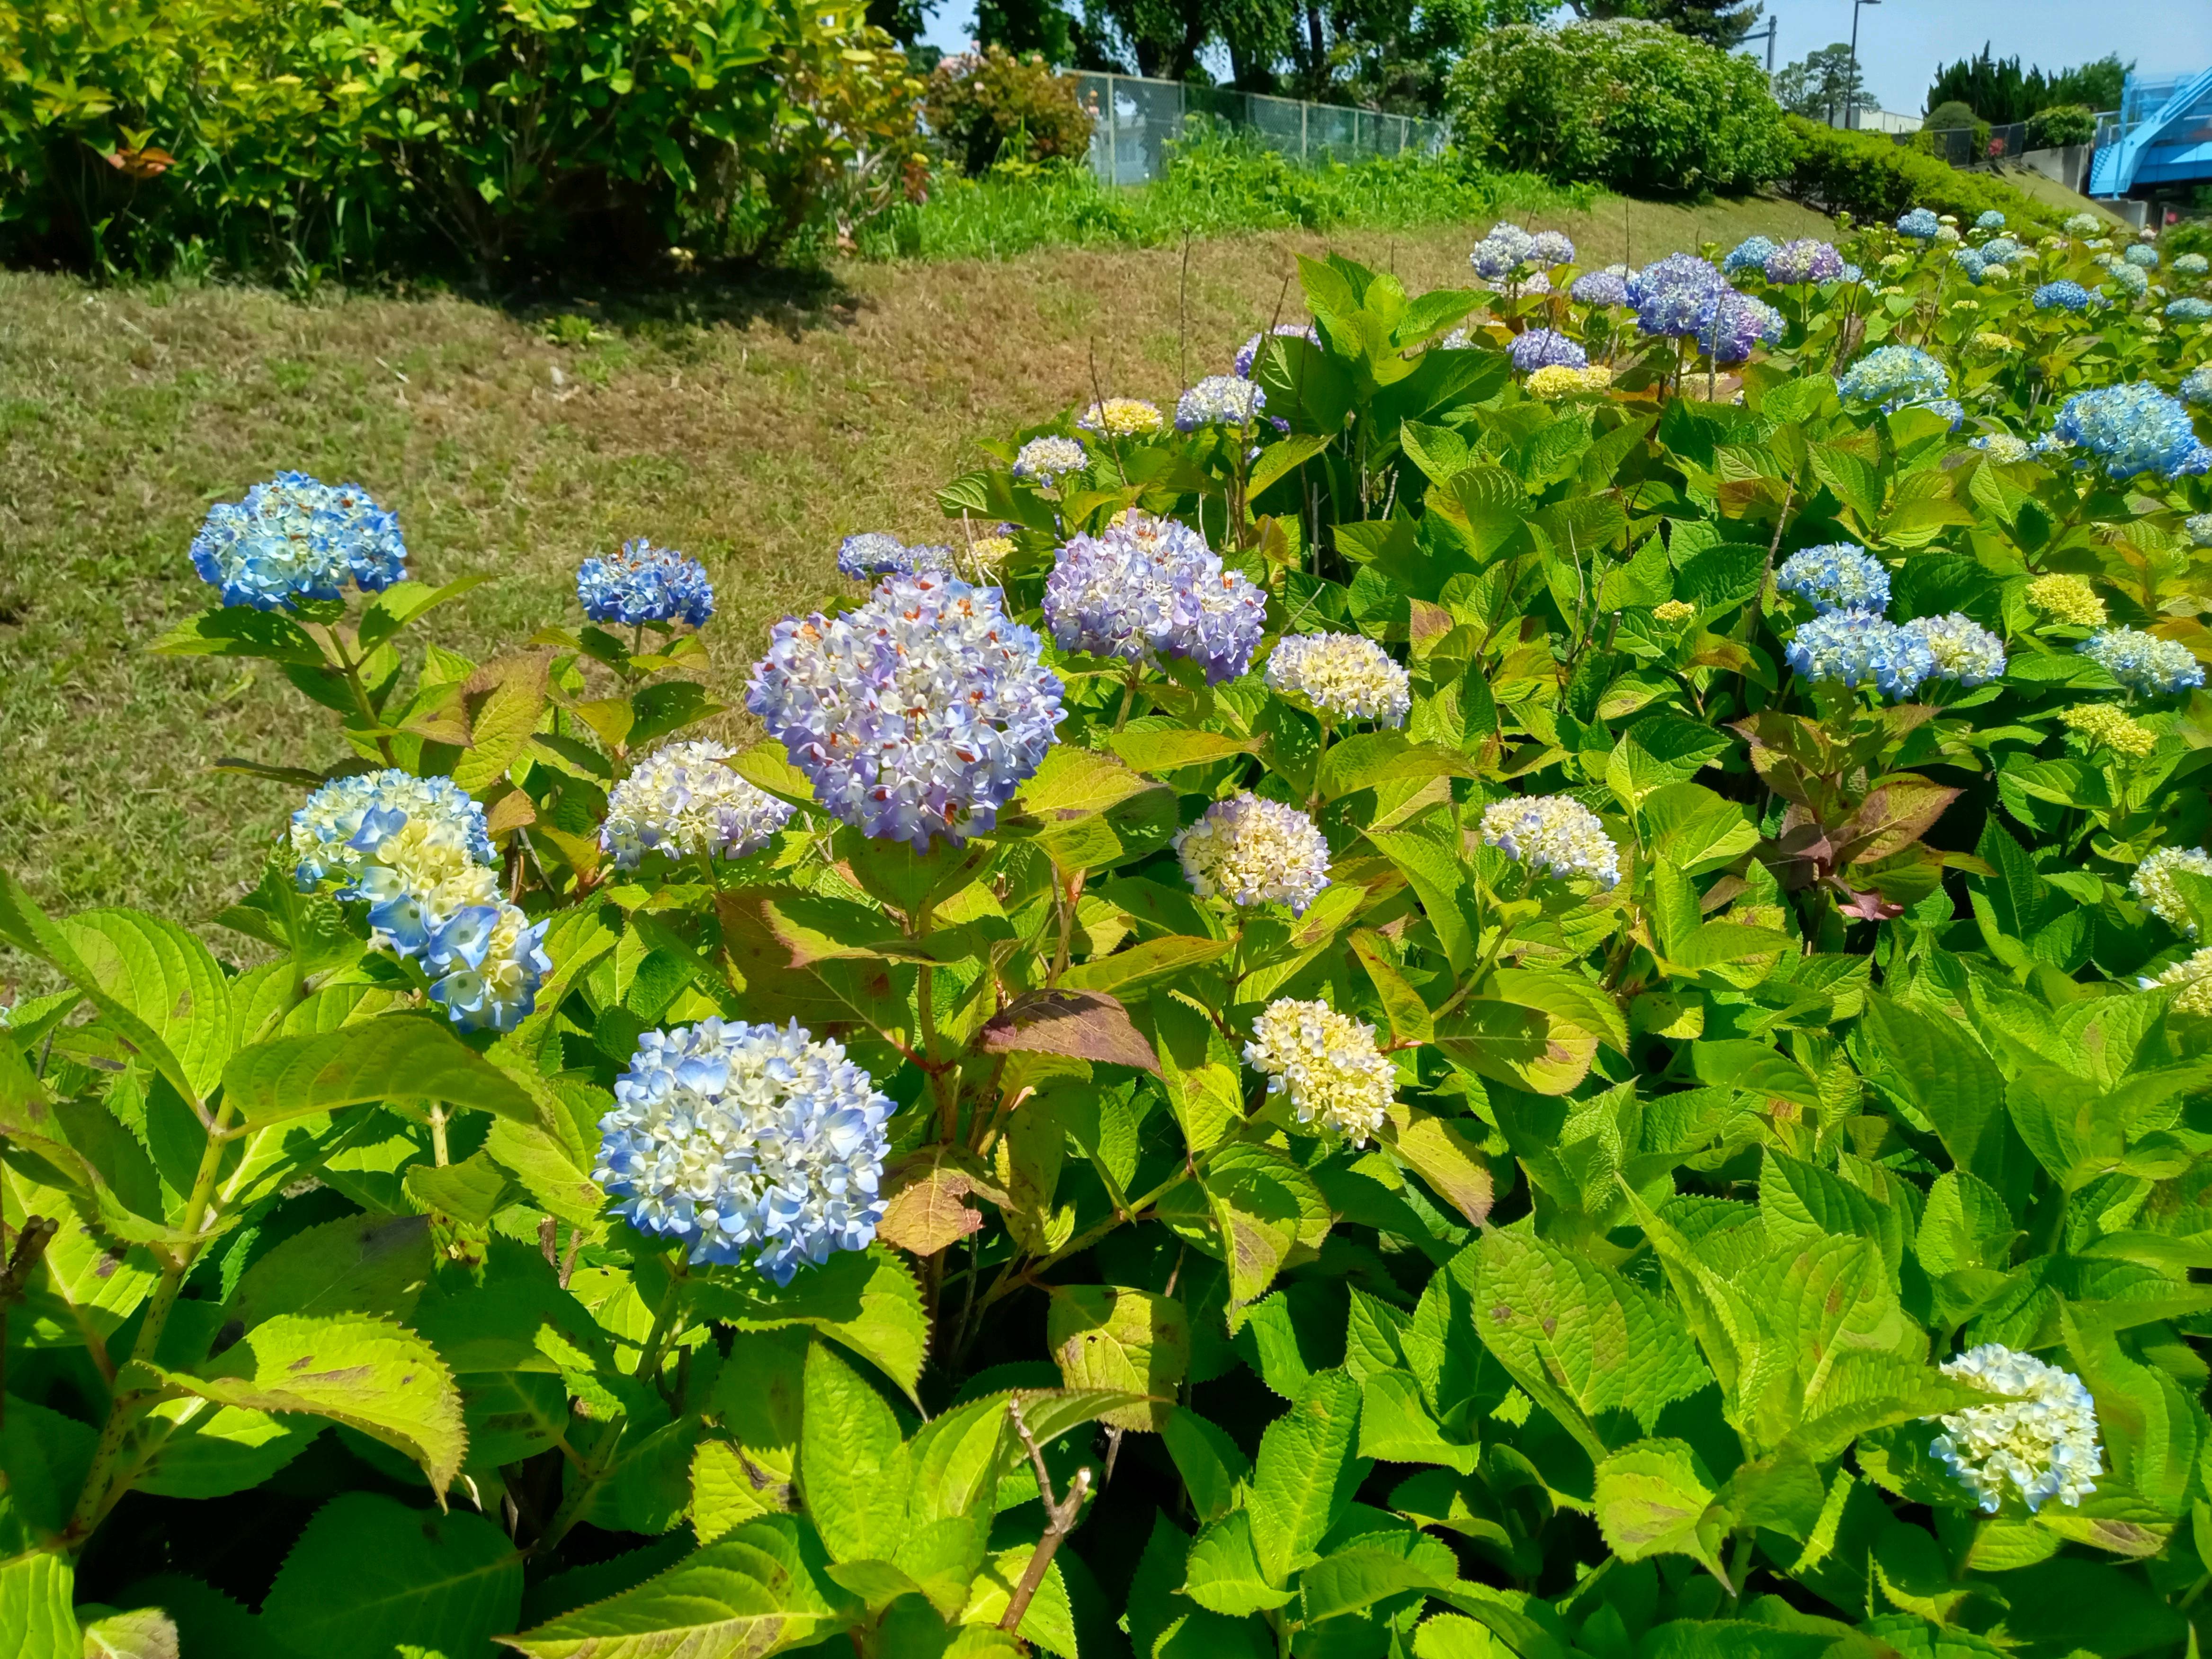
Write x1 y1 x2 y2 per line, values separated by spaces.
1184 1511 1294 1614
226 1213 432 1328
258 1492 519 1659
0 1552 76 1659
222 1016 541 1129
1247 1370 1368 1585
980 990 1159 1074
797 1339 910 1565
78 1605 178 1659
1045 1285 1188 1431
692 1247 928 1400
1593 1439 1726 1579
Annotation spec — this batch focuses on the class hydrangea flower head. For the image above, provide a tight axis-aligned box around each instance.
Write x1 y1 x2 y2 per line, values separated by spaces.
1896 208 1941 240
1979 237 2024 266
1785 612 1936 699
2132 846 2212 934
1974 210 2007 231
1928 1345 2102 1514
2050 384 2212 481
594 1018 891 1283
1628 254 1729 338
2082 627 2207 695
577 539 715 627
1177 375 1266 431
1777 544 1890 614
2064 213 2102 236
2025 573 2106 626
1479 795 1620 889
1234 324 1321 378
1012 436 1088 486
1765 240 1843 285
1244 999 1394 1145
2107 263 2150 299
1695 291 1784 364
2124 244 2159 269
1076 397 1166 437
1468 222 1538 279
1973 433 2032 461
1526 365 1614 400
2034 280 2094 312
2059 703 2155 758
2187 514 2212 549
838 533 952 580
1653 599 1696 626
1509 329 1588 373
748 571 1064 849
1529 230 1576 266
1951 248 1988 285
1176 793 1331 914
1570 268 1633 307
1973 332 2019 353
1903 613 2007 688
2176 252 2210 277
1722 235 1778 277
2153 948 2212 1016
189 473 408 611
1044 514 1265 684
1837 346 1950 412
2167 298 2212 322
2186 367 2212 407
601 740 794 869
1265 632 1411 726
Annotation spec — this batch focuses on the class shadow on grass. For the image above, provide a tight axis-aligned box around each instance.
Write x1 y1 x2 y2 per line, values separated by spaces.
494 255 859 344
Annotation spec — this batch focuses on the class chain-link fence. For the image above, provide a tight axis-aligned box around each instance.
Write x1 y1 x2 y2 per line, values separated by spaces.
1073 72 1448 186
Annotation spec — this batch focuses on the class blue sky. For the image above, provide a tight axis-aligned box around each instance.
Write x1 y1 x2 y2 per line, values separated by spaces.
919 0 2212 119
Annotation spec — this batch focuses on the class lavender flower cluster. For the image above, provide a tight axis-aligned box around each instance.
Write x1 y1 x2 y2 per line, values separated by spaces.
837 533 952 580
1043 512 1265 684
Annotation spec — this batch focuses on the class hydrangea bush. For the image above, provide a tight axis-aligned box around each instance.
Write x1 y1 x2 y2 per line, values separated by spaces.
7 204 2212 1659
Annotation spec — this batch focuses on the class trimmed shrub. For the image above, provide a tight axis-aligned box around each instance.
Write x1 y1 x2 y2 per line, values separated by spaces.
1446 19 1797 196
923 46 1094 177
1783 115 2063 233
2028 104 2098 149
1923 99 1978 131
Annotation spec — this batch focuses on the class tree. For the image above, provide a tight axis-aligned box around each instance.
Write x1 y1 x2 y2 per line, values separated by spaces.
1927 46 2131 125
1774 43 1872 123
977 0 1086 64
866 0 937 48
1565 0 1764 53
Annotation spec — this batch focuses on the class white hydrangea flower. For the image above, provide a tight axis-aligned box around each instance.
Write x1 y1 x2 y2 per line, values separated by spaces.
2152 948 2212 1015
1244 999 1394 1146
2132 846 2212 935
601 740 794 869
1264 633 1411 727
1929 1344 2103 1513
1175 793 1331 914
1479 795 1621 889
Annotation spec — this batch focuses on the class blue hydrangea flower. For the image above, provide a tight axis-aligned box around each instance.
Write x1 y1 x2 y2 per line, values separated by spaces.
1904 613 2007 688
291 769 547 1032
1896 208 1941 240
2108 263 2150 299
2167 297 2212 322
1570 268 1632 307
2124 244 2159 269
1765 240 1844 285
1952 248 1988 285
594 1018 891 1283
1695 291 1784 364
2050 384 2212 481
1468 222 1537 280
1837 346 1951 412
1777 544 1890 614
1529 230 1576 266
1840 262 1865 284
1044 512 1265 684
748 571 1064 849
1628 253 1729 338
2187 513 2212 549
1974 211 2007 231
1928 1345 2103 1514
1509 329 1588 372
577 539 715 628
1979 237 2024 266
1177 375 1266 431
1722 236 1779 278
189 473 408 611
836 532 952 580
2186 367 2212 406
1234 324 1321 378
2034 280 2094 312
2176 253 2211 277
1785 612 1936 699
2082 627 2207 695
1012 436 1088 486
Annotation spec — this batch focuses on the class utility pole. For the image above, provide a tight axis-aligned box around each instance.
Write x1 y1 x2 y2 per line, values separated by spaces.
1741 16 1777 77
1847 0 1881 130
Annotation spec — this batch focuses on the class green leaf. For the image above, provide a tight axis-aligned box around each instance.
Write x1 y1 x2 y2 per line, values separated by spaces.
1046 1285 1188 1431
404 1152 518 1224
358 576 489 650
226 1213 432 1328
256 1492 520 1659
1593 1439 1726 1579
1246 1370 1368 1585
1298 1527 1458 1623
1106 728 1259 774
1861 992 2025 1202
1183 1511 1294 1614
1358 1368 1476 1473
1202 1143 1332 1307
134 1314 466 1491
692 1247 929 1400
1161 1408 1250 1525
78 1605 179 1659
451 654 551 793
222 1016 543 1129
148 607 325 666
135 1401 323 1499
1059 935 1232 996
0 1553 76 1659
797 1339 910 1565
1248 432 1333 499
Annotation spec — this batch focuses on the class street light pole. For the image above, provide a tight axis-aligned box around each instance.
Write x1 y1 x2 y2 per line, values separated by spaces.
1847 0 1881 131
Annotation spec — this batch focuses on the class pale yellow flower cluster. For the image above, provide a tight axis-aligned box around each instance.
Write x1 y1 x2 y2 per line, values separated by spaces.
2025 573 2107 627
1652 599 1697 626
1244 998 1395 1146
1525 364 1614 400
1973 331 2019 352
2154 949 2212 1015
2058 703 2155 758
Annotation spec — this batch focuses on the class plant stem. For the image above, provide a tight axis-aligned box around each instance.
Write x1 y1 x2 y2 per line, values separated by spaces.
998 1397 1094 1638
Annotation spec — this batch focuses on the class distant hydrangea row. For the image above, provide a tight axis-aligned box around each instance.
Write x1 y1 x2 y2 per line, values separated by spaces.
2059 703 2155 757
1076 398 1165 437
1928 1345 2104 1514
837 533 951 581
2025 574 2107 626
600 740 794 869
577 539 715 628
1044 512 1265 684
1508 329 1588 373
1479 795 1620 889
2081 627 2207 696
1905 613 2007 688
1233 324 1320 378
747 571 1064 849
1176 793 1331 914
1764 239 1843 285
1012 436 1088 486
1837 346 1951 413
1265 632 1411 726
1628 254 1728 338
291 770 548 1032
1244 999 1394 1146
189 473 408 611
2132 845 2212 934
1777 545 1890 614
1177 375 1266 431
1785 612 1936 700
594 1018 891 1282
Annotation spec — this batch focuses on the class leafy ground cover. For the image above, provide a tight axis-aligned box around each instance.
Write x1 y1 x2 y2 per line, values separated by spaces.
0 197 1838 956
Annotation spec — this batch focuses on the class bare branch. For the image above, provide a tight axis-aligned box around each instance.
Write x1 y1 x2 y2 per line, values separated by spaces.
999 1395 1095 1642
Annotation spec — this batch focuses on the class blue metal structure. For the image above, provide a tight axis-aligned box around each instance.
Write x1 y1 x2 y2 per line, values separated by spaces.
2089 67 2212 196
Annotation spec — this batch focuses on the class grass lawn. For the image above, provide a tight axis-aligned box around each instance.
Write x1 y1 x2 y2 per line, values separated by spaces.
0 192 1837 969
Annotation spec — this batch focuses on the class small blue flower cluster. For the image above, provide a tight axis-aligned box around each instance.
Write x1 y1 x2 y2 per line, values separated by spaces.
1570 267 1633 307
2167 298 2212 322
1979 237 2024 266
1628 254 1729 338
594 1018 892 1282
189 473 408 612
291 770 549 1032
2034 280 2095 312
836 533 952 580
1176 375 1266 431
1953 248 1989 285
1765 240 1844 285
1012 436 1088 487
1467 222 1535 280
1509 329 1588 372
1777 544 1891 614
1974 210 2007 231
1696 292 1784 365
1044 511 1266 684
2185 366 2212 406
577 540 715 627
2082 627 2207 696
2107 262 2150 299
748 571 1064 849
2048 383 2212 481
2124 244 2159 269
1234 324 1321 378
1836 345 1951 413
1784 612 1937 699
1896 208 1941 240
2176 252 2211 277
1722 236 1778 277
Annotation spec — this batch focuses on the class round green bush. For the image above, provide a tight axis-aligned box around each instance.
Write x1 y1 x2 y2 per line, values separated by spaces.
1446 19 1797 196
922 46 1094 177
2028 103 2098 148
1923 99 1978 131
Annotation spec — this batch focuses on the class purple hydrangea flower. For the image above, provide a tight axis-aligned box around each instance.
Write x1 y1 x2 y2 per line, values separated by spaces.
1043 513 1266 684
1695 291 1784 364
1764 240 1845 285
1509 329 1588 373
1529 230 1576 266
1570 268 1633 307
1235 323 1321 378
1628 254 1729 338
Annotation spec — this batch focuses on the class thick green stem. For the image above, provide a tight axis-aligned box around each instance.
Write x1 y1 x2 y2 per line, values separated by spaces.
533 1266 687 1559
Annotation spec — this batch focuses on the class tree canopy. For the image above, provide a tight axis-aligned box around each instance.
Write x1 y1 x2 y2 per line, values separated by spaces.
1925 46 2128 124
